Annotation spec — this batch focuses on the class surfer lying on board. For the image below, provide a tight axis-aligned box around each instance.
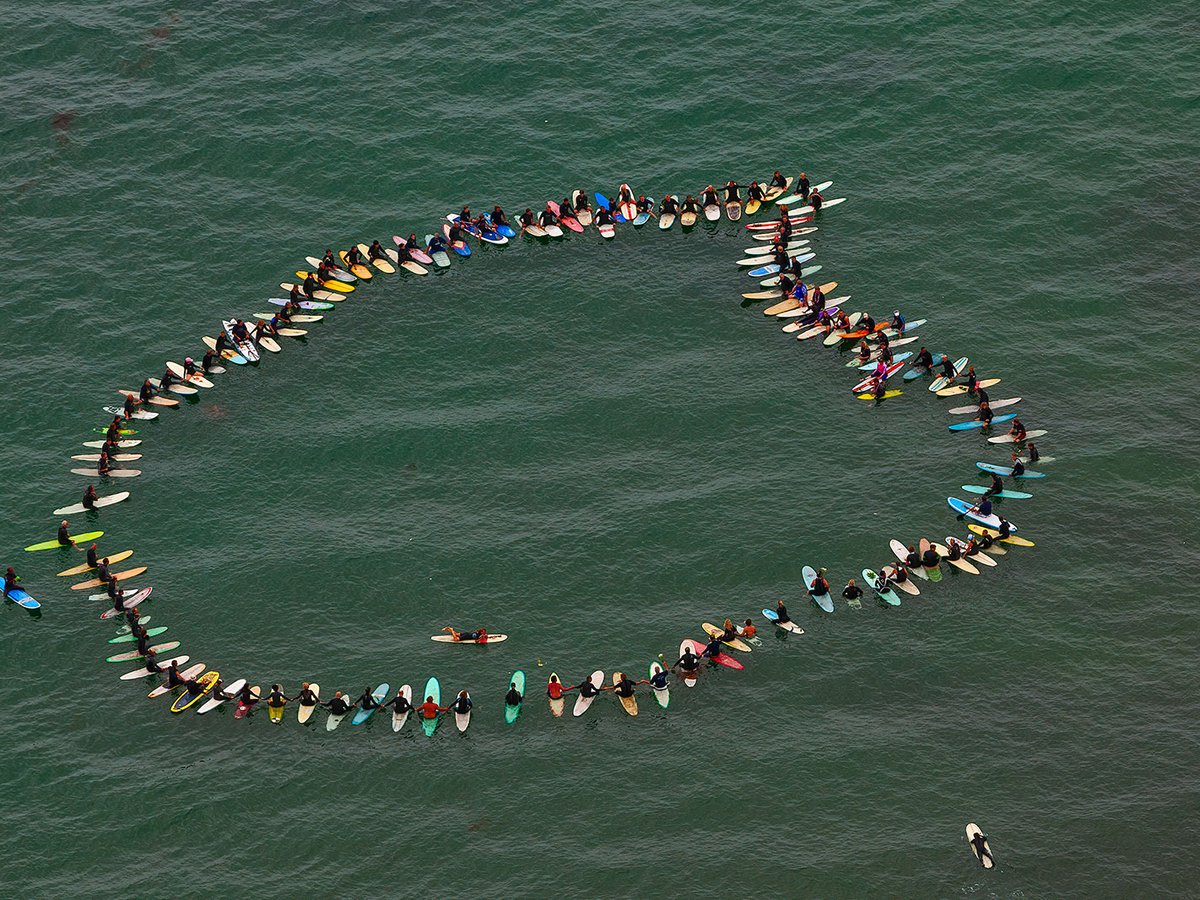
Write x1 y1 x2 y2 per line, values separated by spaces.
442 626 488 643
969 830 994 866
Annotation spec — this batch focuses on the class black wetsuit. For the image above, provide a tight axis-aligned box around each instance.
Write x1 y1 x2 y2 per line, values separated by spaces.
842 584 864 600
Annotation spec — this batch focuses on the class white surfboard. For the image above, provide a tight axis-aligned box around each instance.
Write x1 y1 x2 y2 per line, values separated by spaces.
572 671 604 716
454 692 472 732
965 823 994 869
391 684 412 732
120 655 188 680
198 678 247 714
53 491 130 515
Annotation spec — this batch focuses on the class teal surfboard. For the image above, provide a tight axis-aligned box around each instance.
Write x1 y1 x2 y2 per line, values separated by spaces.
421 676 441 736
961 484 1033 500
504 670 525 724
352 682 389 725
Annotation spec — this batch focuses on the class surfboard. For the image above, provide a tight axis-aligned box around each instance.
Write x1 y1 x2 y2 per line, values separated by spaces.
949 397 1022 414
71 454 142 463
389 684 411 731
547 674 566 717
24 530 104 552
145 662 202 697
326 693 351 731
430 633 508 644
726 200 742 221
947 536 998 566
863 569 901 606
961 484 1033 500
679 640 699 687
572 671 604 717
421 676 441 736
648 662 670 708
880 564 920 595
165 362 213 388
454 691 472 732
701 622 751 653
966 823 994 869
936 378 1001 397
70 467 141 478
890 540 928 580
967 523 1035 547
703 203 720 221
932 542 981 574
612 672 638 717
298 684 321 724
71 566 146 591
58 549 133 576
352 683 389 725
988 429 1047 444
928 357 969 392
194 678 244 715
772 179 834 206
948 413 1017 432
975 462 1044 479
947 497 1018 532
762 176 793 201
803 565 834 613
598 223 615 239
106 640 179 664
120 655 188 681
504 670 525 724
234 686 260 719
762 608 804 634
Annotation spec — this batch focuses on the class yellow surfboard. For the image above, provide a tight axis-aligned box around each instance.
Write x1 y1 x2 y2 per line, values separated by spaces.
57 549 133 577
293 272 354 293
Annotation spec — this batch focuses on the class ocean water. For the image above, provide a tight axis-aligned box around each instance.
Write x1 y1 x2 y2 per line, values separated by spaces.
0 2 1197 896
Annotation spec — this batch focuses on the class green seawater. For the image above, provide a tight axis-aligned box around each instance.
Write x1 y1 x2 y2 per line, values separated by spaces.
0 2 1197 896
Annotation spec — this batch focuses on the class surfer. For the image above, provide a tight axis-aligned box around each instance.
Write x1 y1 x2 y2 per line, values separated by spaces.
1007 418 1027 442
85 543 100 568
3 566 21 596
921 543 941 568
842 579 864 601
937 354 956 381
983 473 1005 498
236 681 260 712
739 619 758 639
96 448 113 475
368 240 387 262
774 599 792 624
969 829 994 867
607 673 643 698
913 347 933 373
265 684 287 717
322 691 354 717
122 393 138 418
996 516 1014 538
681 195 700 216
890 309 906 333
504 681 523 707
965 366 979 394
491 206 512 230
747 181 765 204
636 194 652 215
519 208 537 230
660 194 679 217
202 348 220 374
161 660 183 689
546 674 567 703
809 188 824 211
449 690 473 717
442 626 488 643
769 171 788 191
721 618 740 642
1026 442 1040 464
1009 456 1026 477
723 180 740 204
649 666 670 692
385 688 413 720
700 635 724 660
978 403 995 427
302 272 319 298
353 686 382 717
57 519 74 546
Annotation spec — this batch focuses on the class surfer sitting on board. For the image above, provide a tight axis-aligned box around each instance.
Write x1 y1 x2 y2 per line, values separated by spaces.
321 691 353 717
774 599 792 624
809 189 824 211
673 644 701 675
796 172 810 200
809 569 831 597
965 366 979 394
721 619 740 643
1007 419 1027 442
769 171 787 190
681 196 700 216
57 519 76 546
606 674 645 697
504 682 523 707
442 626 488 643
660 195 679 216
385 689 412 717
547 675 568 700
450 691 472 716
353 686 382 715
701 636 724 659
723 181 739 204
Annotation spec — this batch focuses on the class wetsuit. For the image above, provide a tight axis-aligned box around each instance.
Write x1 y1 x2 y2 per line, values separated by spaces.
302 273 318 297
914 348 933 370
649 670 669 690
966 370 979 393
661 195 679 215
387 692 412 715
57 524 72 545
946 542 962 561
891 313 905 332
748 182 765 202
971 832 993 866
86 546 100 568
95 562 111 583
977 499 994 518
539 210 557 227
675 651 700 673
797 174 810 199
135 633 152 655
842 583 864 600
368 241 386 261
82 487 98 509
939 357 956 378
724 183 740 203
775 603 791 623
769 172 787 189
504 687 523 706
1027 444 1040 464
354 689 380 712
164 665 184 688
577 678 601 700
997 519 1013 538
325 695 352 716
202 350 218 373
613 677 635 698
810 191 824 211
1011 459 1025 476
266 688 287 712
701 637 723 659
450 695 472 715
979 406 994 426
922 547 940 567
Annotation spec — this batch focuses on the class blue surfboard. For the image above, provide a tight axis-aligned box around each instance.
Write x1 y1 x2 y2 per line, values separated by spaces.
351 682 389 725
948 413 1017 432
975 461 1046 479
3 584 40 610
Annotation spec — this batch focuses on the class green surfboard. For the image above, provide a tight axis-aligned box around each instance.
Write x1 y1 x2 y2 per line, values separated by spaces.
108 626 167 644
421 676 440 736
504 670 525 724
24 531 104 551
